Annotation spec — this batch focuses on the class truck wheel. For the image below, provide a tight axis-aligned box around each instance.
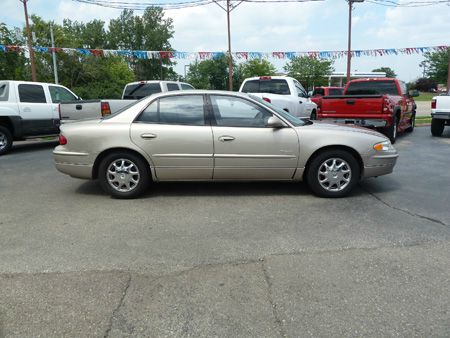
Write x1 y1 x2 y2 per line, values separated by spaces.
384 117 398 144
405 113 415 133
431 118 444 136
0 126 13 156
98 152 150 199
306 149 360 198
310 110 317 120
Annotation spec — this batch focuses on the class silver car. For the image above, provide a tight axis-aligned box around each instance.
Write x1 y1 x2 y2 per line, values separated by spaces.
53 91 398 198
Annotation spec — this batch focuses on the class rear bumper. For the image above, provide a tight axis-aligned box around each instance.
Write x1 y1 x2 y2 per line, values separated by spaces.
320 118 387 128
363 153 398 178
431 112 450 120
53 148 93 179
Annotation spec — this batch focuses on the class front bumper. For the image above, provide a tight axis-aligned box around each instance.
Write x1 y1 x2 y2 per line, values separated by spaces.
53 148 93 179
363 153 399 178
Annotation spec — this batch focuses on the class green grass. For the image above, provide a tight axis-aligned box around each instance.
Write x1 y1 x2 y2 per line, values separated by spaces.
414 92 435 102
415 116 431 125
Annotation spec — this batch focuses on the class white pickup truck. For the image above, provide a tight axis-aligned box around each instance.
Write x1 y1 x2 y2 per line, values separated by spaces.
59 80 195 122
431 93 450 136
239 76 317 118
0 80 80 155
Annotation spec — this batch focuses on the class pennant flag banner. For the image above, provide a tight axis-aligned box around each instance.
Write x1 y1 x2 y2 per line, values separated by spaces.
0 45 448 60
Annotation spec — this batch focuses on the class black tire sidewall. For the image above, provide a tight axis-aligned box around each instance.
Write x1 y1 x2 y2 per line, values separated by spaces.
0 126 13 155
406 112 415 133
98 152 150 199
310 110 317 120
385 117 397 144
431 118 444 136
306 149 360 198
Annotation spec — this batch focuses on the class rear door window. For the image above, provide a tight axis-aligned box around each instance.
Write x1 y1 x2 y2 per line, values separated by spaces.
329 88 343 96
181 83 195 90
137 95 205 126
18 84 47 103
123 83 162 99
167 83 180 91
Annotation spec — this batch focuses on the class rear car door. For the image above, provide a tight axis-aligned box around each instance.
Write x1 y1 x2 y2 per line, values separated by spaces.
130 94 214 180
209 94 299 180
16 83 57 135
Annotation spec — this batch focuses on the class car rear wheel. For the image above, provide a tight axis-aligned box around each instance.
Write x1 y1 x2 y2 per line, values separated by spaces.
99 152 150 199
431 118 444 136
306 149 360 198
0 126 13 156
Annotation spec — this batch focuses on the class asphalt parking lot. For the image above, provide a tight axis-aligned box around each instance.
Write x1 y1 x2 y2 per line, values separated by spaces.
0 126 449 337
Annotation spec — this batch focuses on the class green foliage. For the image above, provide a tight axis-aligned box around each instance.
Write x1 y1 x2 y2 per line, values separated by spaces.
0 23 27 80
413 77 437 92
421 49 449 84
284 56 334 90
187 55 238 90
372 67 397 78
239 59 277 79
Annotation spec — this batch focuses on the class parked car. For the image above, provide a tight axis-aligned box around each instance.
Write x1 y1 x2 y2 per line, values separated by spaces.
431 94 450 136
310 86 344 117
314 78 417 143
239 76 317 118
54 91 398 199
0 80 80 155
59 80 195 123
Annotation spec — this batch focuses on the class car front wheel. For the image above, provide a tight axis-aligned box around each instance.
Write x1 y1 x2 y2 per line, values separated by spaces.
98 152 150 199
306 149 360 198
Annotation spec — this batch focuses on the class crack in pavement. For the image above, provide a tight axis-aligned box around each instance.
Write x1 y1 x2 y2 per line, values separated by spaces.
261 259 288 338
104 272 132 338
360 185 448 227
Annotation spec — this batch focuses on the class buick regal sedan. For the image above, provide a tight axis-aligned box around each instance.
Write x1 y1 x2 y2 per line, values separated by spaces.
53 91 398 198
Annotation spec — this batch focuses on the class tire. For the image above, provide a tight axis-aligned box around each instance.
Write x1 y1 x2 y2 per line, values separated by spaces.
384 116 398 144
306 149 360 198
98 152 150 199
0 126 13 156
431 118 444 137
405 112 415 133
310 110 317 120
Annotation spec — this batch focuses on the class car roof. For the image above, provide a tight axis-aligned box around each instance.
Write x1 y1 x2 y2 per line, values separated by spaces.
149 90 251 100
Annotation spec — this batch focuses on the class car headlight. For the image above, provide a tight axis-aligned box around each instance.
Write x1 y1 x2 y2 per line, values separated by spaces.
373 140 394 152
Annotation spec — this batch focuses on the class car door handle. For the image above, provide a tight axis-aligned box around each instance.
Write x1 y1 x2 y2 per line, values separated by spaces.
299 101 303 104
141 133 157 139
218 136 235 142
23 107 31 112
76 104 82 110
346 100 355 105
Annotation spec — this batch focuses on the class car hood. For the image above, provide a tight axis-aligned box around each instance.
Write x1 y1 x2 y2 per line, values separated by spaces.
301 120 388 139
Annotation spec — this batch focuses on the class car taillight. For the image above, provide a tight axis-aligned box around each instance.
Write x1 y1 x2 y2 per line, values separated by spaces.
101 102 111 117
262 97 271 103
59 135 67 145
431 99 436 109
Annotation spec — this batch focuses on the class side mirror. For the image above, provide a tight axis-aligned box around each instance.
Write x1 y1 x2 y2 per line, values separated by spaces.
266 116 285 128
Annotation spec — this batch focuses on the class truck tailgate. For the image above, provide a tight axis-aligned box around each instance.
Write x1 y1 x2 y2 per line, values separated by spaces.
320 95 384 118
59 100 101 122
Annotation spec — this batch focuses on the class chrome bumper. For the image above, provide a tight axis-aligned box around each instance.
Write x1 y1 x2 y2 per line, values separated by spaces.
321 118 387 128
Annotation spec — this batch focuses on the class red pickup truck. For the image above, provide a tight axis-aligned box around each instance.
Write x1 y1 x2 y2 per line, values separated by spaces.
315 78 417 143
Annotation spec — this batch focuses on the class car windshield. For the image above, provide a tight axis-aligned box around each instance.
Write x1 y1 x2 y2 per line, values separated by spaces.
249 95 305 127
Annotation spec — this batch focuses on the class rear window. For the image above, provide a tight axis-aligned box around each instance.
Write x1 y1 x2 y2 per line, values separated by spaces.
123 83 162 99
313 88 325 96
346 81 399 95
329 88 343 96
241 79 291 95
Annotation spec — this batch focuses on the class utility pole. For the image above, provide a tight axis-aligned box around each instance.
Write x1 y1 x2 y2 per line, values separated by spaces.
20 0 37 81
346 0 364 83
213 0 243 91
50 23 58 84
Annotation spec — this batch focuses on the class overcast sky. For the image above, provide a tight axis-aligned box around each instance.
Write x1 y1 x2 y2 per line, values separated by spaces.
2 0 450 82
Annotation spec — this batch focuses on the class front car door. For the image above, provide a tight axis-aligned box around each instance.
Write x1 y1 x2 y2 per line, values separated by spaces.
209 94 299 180
130 94 214 180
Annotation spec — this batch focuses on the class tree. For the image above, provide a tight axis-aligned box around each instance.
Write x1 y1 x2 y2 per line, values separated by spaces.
108 8 177 81
284 56 334 90
239 59 277 80
0 23 27 80
413 77 437 92
186 55 240 90
421 49 449 85
372 67 396 78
